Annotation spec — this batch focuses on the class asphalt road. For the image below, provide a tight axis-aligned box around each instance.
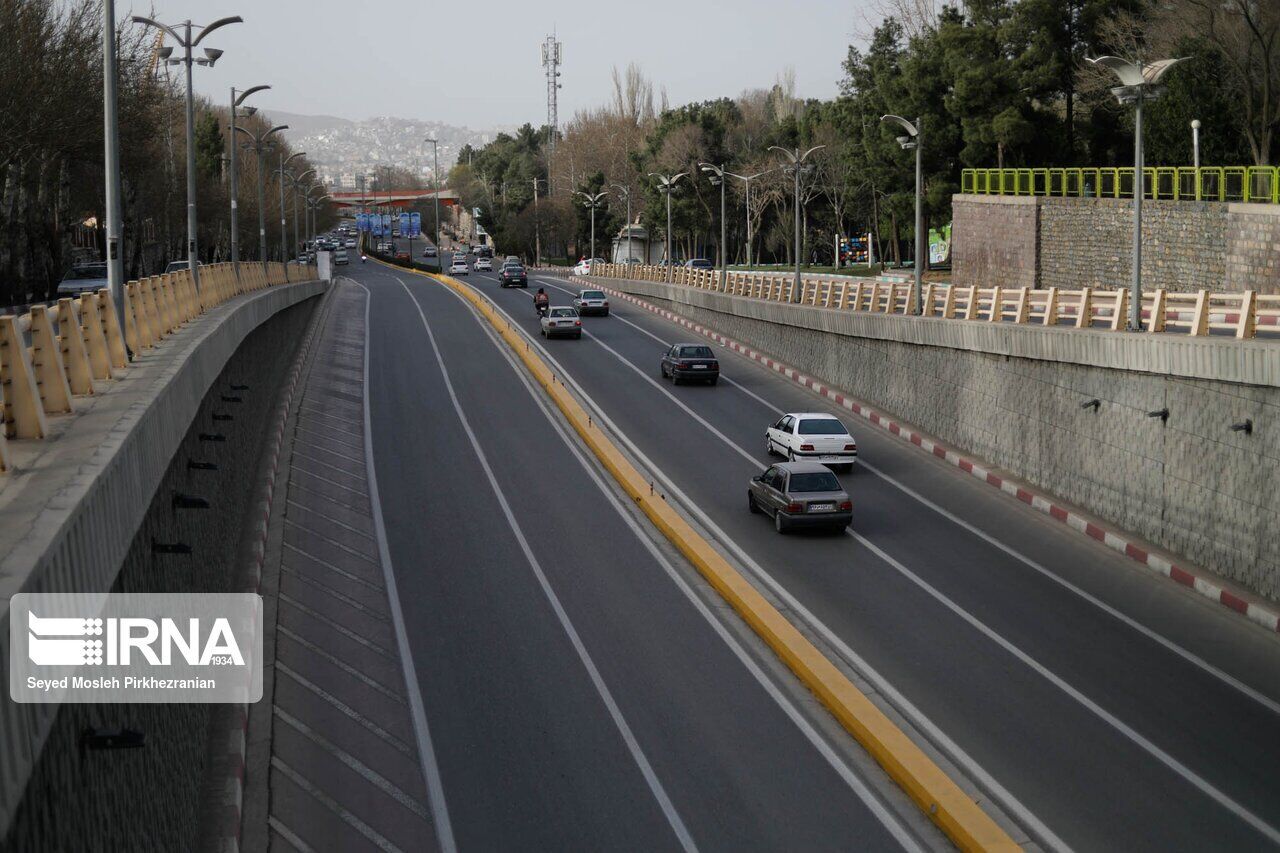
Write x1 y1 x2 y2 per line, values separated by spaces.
411 245 1280 853
345 254 944 851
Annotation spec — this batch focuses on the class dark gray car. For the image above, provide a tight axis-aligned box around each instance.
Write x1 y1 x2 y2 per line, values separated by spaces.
747 460 852 534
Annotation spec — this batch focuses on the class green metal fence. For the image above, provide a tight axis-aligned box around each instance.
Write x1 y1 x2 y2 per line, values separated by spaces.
960 167 1280 204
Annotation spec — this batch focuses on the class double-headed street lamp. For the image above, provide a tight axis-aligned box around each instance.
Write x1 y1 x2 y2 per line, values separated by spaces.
424 137 442 254
575 191 609 264
1088 55 1186 330
276 151 305 262
306 190 331 248
285 168 316 261
769 145 825 303
610 183 634 265
649 172 687 282
699 163 729 289
725 169 772 268
235 123 288 269
132 14 241 295
229 84 269 279
880 115 923 314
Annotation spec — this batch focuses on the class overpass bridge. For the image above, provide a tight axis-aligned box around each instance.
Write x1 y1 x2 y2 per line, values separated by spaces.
329 188 460 210
1 237 1279 853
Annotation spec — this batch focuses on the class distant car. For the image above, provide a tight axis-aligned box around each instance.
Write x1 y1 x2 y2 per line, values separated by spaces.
422 246 438 258
392 229 401 237
573 288 609 316
660 343 719 385
505 255 521 265
572 257 605 276
449 257 469 276
498 264 527 287
334 249 350 265
162 260 200 275
540 306 582 339
748 461 852 534
474 257 493 271
394 250 410 262
345 239 356 249
684 258 714 270
57 262 110 296
766 413 858 471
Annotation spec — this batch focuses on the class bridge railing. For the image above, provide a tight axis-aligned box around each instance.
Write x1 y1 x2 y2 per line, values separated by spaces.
959 166 1280 204
0 261 316 473
586 263 1280 340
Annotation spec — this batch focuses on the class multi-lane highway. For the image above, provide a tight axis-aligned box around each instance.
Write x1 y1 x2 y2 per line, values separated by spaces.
346 241 1280 852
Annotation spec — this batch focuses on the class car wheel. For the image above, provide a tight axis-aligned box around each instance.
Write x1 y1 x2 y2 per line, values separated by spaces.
774 512 788 534
765 436 775 457
748 492 761 514
574 332 582 339
660 364 667 379
672 374 682 386
707 377 718 386
787 448 796 462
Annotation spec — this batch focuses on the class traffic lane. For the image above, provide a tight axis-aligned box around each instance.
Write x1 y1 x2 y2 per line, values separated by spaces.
576 279 1280 694
521 274 1280 835
357 266 683 851
471 272 1280 850
357 264 919 851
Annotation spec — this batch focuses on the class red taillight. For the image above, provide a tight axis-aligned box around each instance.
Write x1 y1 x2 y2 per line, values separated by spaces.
786 502 802 513
800 444 815 452
676 361 689 369
839 501 852 511
574 320 581 326
844 444 857 451
602 301 609 306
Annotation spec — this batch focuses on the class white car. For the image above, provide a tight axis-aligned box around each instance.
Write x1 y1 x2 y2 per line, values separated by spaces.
572 257 605 276
449 258 470 276
474 257 493 271
572 289 609 316
345 239 356 249
765 413 858 471
540 306 582 339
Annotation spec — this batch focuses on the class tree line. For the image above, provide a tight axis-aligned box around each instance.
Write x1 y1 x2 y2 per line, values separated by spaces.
0 0 333 306
448 0 1276 267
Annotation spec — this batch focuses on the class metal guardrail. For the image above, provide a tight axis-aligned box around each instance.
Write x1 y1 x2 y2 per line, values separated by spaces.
0 261 316 473
589 263 1280 339
959 166 1280 204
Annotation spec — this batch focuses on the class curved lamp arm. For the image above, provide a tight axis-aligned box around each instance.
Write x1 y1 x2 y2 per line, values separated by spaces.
235 84 270 106
194 16 243 46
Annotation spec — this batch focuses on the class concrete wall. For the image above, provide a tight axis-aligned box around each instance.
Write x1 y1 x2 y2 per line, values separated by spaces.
597 277 1280 602
0 280 325 844
953 194 1280 295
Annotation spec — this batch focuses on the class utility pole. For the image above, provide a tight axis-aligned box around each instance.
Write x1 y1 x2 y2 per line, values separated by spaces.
102 0 127 338
533 177 543 264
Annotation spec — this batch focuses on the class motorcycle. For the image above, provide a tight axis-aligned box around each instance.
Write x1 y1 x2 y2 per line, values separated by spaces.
360 255 367 263
535 299 549 318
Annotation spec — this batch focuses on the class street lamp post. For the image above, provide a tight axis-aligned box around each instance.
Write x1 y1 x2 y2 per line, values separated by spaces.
290 169 315 261
425 137 441 256
533 178 546 265
649 173 687 282
1191 119 1201 171
277 151 305 265
699 164 729 290
769 146 825 303
880 115 923 313
132 14 242 295
722 170 772 268
102 0 128 338
1089 56 1187 330
576 191 608 265
609 183 633 266
229 85 269 280
235 124 289 270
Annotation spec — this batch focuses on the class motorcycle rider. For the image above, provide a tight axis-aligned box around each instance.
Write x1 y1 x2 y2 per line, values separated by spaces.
534 287 550 316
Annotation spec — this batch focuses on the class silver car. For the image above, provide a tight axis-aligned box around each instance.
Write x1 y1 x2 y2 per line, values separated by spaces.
747 460 852 534
540 306 582 339
573 289 610 316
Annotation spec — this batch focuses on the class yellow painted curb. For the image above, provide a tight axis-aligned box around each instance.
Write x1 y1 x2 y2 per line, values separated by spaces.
380 258 1019 852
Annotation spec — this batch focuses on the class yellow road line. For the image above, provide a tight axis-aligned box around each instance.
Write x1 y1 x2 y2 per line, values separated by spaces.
376 258 1019 852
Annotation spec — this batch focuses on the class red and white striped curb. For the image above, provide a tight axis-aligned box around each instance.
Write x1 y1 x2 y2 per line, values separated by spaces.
216 288 329 853
573 275 1280 634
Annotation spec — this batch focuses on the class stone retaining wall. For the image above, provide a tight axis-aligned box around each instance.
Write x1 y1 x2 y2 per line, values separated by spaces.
953 195 1280 295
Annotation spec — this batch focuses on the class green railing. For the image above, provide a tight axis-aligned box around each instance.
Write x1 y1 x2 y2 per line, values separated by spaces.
960 167 1280 204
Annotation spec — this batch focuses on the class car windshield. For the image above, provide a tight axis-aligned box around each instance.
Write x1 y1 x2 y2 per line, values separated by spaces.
798 419 848 436
580 291 605 299
550 308 576 318
678 346 714 358
64 264 107 280
788 471 841 492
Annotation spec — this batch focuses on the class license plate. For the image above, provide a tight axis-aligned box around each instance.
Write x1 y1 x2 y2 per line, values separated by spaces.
692 364 707 369
808 503 835 512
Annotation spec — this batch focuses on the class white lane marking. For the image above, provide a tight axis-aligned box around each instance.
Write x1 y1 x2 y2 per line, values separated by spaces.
272 757 404 853
395 278 699 853
275 665 413 757
438 277 926 852
457 281 1067 852
577 287 1280 718
269 815 318 853
490 284 1280 847
351 281 458 853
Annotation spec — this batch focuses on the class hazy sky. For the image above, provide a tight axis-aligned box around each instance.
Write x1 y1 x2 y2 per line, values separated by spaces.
126 0 871 129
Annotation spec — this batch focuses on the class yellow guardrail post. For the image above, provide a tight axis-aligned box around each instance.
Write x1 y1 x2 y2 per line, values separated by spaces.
27 305 74 413
0 313 50 438
55 299 95 396
77 292 113 381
